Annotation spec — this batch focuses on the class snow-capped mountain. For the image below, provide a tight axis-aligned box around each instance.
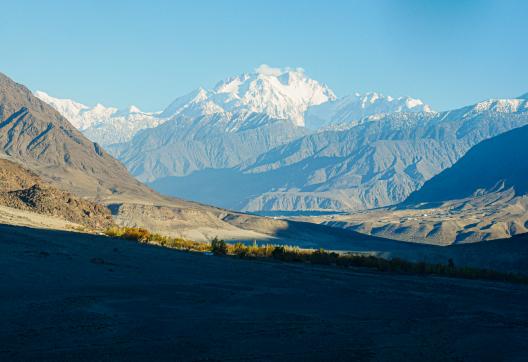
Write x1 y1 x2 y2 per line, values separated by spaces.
161 65 336 126
34 91 165 145
304 92 434 129
35 66 436 146
34 90 101 130
462 98 528 115
160 87 224 119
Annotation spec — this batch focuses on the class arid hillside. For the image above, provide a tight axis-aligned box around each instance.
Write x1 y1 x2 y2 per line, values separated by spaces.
0 158 112 228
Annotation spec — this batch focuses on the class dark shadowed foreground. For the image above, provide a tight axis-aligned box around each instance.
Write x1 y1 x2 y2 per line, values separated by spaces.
1 224 527 361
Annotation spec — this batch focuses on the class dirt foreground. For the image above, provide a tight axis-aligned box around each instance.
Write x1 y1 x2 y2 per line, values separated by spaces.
1 224 527 361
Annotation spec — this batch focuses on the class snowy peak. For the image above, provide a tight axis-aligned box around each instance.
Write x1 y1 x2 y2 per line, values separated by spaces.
214 65 336 126
161 66 436 130
128 105 142 113
304 92 434 129
162 65 336 126
466 98 528 115
34 91 116 129
34 91 90 129
34 91 164 145
36 66 440 144
160 87 220 118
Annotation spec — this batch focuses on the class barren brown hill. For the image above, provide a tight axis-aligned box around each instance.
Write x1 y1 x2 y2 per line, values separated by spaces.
0 157 40 190
0 158 112 228
0 72 152 201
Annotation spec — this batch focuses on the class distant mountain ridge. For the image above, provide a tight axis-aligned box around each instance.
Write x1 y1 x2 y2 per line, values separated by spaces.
36 65 433 147
305 92 433 129
150 97 528 212
406 124 528 204
110 111 310 181
31 68 528 215
322 123 528 244
35 66 438 204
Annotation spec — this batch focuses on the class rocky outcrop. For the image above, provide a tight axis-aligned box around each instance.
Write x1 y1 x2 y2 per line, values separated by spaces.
0 159 112 228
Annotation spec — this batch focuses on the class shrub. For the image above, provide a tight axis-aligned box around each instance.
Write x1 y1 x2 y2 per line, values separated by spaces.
232 242 249 257
104 227 209 251
309 248 339 265
271 245 306 262
104 226 124 238
211 237 228 256
104 226 150 242
122 228 151 242
271 245 286 259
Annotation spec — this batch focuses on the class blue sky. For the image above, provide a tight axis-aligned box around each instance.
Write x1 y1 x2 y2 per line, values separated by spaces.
1 0 527 111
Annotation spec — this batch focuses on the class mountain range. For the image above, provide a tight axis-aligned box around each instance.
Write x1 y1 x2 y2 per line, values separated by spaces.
36 66 443 210
2 71 389 247
36 66 431 147
30 67 528 243
147 97 528 213
406 123 528 204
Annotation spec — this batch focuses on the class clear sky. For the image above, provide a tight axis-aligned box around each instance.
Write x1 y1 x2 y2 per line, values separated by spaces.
1 0 527 111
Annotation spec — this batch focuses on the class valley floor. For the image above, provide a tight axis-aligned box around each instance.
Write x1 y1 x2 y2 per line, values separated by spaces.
1 224 528 361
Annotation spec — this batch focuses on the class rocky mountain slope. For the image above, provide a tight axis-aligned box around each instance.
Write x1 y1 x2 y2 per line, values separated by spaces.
110 111 309 181
0 72 152 200
0 158 112 228
316 124 528 244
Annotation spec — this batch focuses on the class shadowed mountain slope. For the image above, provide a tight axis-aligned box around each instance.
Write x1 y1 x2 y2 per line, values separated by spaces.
313 124 528 244
406 124 528 203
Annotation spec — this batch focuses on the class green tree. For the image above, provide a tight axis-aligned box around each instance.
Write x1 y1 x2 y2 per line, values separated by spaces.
211 237 228 256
